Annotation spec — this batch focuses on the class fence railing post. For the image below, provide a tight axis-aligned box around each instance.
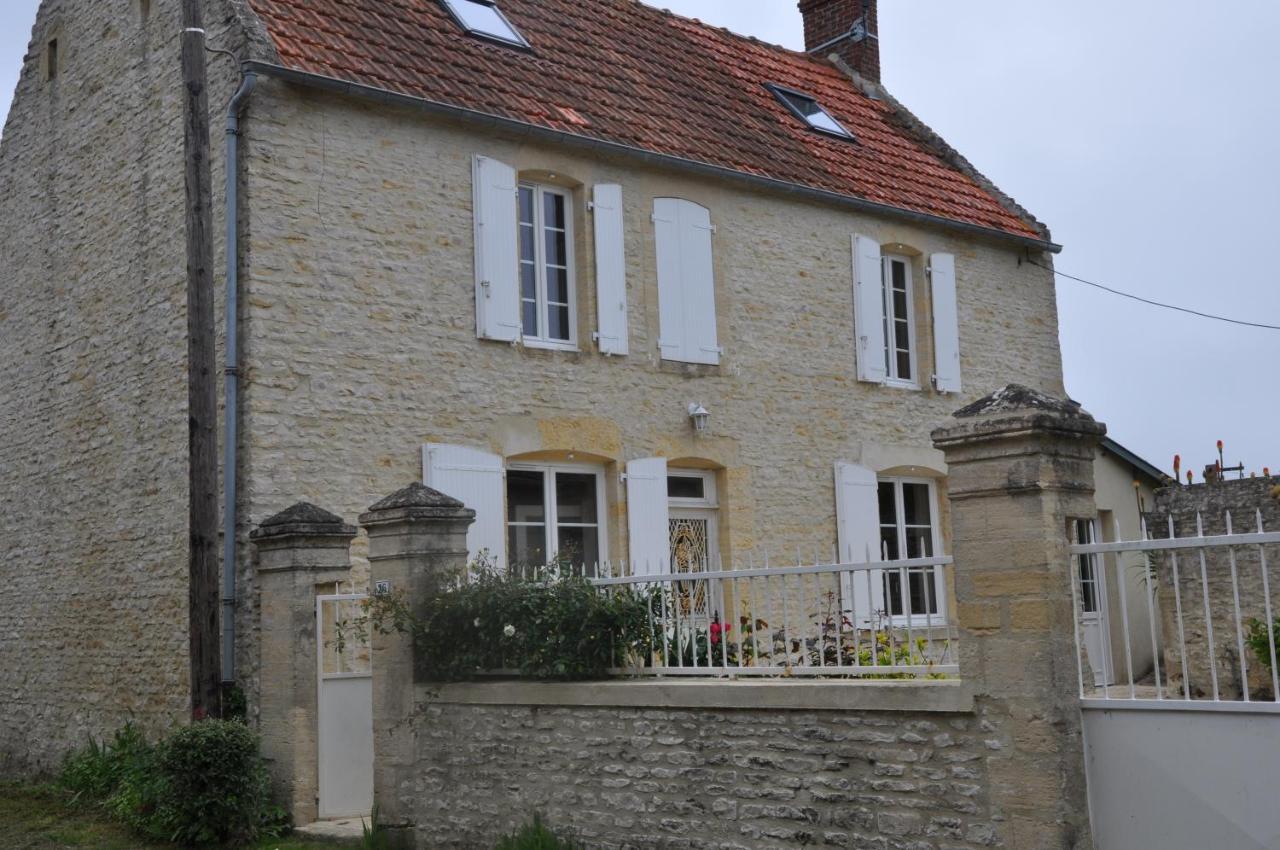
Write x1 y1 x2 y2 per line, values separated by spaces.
250 502 357 827
933 384 1105 849
360 483 475 846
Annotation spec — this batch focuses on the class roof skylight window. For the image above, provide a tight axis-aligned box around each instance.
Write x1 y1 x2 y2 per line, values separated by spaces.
766 84 855 140
440 0 530 49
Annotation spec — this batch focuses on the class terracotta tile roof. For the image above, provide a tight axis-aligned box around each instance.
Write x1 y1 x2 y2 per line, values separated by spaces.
246 0 1046 241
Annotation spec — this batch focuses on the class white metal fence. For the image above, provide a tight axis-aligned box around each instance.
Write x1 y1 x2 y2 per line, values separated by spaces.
585 554 958 679
1070 511 1280 709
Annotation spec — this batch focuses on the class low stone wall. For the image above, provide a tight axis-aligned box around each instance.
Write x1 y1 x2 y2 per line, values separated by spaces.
398 682 999 850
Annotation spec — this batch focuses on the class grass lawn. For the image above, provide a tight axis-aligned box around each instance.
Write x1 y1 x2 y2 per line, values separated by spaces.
0 783 343 850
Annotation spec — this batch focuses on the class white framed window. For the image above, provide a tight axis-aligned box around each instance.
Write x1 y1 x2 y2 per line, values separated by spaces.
881 255 917 386
666 469 718 509
877 477 944 620
518 184 577 349
439 0 530 49
765 83 855 140
506 462 606 574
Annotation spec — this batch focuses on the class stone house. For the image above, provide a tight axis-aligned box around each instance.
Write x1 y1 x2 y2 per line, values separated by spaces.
0 0 1067 777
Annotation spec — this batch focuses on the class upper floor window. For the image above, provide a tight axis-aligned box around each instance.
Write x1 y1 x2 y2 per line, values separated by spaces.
440 0 530 48
519 184 576 348
507 462 605 575
881 255 916 385
766 84 854 140
853 236 960 392
46 38 59 81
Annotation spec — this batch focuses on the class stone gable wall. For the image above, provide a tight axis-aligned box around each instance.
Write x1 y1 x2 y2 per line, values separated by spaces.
0 0 248 774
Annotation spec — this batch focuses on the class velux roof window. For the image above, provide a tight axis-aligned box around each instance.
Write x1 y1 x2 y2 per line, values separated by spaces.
766 84 855 140
440 0 530 49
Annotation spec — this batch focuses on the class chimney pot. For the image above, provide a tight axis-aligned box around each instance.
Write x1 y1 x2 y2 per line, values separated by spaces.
798 0 881 83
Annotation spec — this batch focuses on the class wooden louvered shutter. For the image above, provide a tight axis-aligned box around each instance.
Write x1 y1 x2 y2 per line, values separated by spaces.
853 234 887 383
929 253 962 394
655 198 720 365
626 457 669 575
473 155 521 342
592 184 629 356
834 461 885 623
422 443 506 570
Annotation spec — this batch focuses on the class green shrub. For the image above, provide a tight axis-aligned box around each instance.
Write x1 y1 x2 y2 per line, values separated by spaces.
152 720 285 846
353 556 654 682
60 719 285 848
1247 617 1280 671
494 815 580 850
61 722 156 804
361 805 391 850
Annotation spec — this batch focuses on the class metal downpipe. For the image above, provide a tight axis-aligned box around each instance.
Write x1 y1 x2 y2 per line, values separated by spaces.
222 69 257 685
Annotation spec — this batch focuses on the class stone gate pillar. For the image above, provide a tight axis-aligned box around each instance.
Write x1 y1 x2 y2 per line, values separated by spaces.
250 502 357 826
360 483 475 846
932 385 1105 850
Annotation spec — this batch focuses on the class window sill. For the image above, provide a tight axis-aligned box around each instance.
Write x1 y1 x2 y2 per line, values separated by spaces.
882 379 922 392
522 338 579 353
658 359 722 378
425 678 973 713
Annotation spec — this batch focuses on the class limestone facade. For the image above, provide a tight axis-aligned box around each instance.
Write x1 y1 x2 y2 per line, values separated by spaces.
0 0 1066 775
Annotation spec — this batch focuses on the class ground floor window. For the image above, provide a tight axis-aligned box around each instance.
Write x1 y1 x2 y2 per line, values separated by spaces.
506 462 605 574
878 477 943 617
1076 518 1101 613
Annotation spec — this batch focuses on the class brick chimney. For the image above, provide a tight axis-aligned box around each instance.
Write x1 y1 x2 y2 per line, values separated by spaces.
799 0 880 83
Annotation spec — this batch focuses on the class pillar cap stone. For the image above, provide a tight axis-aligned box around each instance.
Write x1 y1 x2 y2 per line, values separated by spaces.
932 384 1106 448
360 483 477 527
250 502 357 541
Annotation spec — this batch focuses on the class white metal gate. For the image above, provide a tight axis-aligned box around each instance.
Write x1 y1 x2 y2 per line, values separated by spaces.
1071 512 1280 848
316 594 373 820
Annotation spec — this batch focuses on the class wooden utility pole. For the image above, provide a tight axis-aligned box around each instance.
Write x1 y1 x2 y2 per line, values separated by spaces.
182 0 222 720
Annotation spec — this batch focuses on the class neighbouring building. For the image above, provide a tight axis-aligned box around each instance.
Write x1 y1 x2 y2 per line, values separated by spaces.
1077 437 1168 689
1 0 1068 793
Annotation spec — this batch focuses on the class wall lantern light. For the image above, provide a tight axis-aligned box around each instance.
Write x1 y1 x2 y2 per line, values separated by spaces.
688 403 711 435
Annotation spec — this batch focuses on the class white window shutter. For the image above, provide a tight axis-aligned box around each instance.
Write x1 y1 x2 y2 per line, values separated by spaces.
654 198 719 365
853 234 887 383
653 199 685 362
592 184 629 356
929 253 962 394
834 461 884 623
626 457 669 575
422 443 506 570
472 155 521 342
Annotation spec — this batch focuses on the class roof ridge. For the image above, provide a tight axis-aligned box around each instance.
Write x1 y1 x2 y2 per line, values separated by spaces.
632 0 818 64
825 53 1051 242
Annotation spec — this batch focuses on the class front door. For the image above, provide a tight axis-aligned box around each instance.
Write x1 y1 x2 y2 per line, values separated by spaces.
1076 521 1114 687
669 509 721 623
316 594 374 820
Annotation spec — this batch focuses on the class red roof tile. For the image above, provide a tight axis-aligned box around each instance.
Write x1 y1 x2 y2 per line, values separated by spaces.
247 0 1046 241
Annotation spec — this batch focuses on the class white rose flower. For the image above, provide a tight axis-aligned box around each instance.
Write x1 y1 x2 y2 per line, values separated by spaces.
503 624 517 638
473 618 481 628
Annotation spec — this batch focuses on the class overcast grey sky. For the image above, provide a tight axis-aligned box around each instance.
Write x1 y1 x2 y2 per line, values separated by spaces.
2 1 1277 478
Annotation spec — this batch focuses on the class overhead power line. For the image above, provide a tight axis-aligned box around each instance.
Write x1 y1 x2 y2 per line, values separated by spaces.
1026 258 1280 332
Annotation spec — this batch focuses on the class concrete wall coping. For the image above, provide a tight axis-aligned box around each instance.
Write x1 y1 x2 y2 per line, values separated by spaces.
426 679 974 713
